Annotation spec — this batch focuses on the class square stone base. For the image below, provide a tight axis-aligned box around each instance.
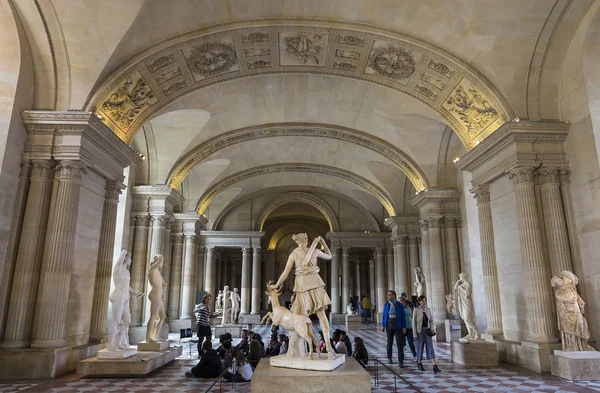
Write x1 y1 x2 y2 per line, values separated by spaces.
270 352 345 371
128 325 169 344
253 357 370 392
432 323 446 343
445 319 467 343
0 342 105 379
451 340 498 367
137 341 170 351
330 313 346 325
550 350 600 381
97 347 137 359
238 313 262 325
496 339 562 373
345 314 361 330
167 318 193 333
76 346 182 377
214 325 242 338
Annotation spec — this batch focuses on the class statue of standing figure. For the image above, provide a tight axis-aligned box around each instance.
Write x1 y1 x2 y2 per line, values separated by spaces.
551 271 595 351
221 286 231 325
145 255 167 342
215 290 224 314
108 250 144 351
414 267 425 297
230 288 240 324
454 272 480 341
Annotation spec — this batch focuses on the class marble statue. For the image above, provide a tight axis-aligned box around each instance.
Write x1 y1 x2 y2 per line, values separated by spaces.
221 286 231 325
230 287 240 324
454 272 480 341
445 293 455 317
551 271 596 351
347 302 355 315
215 290 224 314
145 255 167 342
414 267 425 297
107 250 144 351
273 233 336 358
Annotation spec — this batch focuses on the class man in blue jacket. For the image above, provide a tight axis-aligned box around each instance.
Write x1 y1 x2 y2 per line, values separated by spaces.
381 290 407 367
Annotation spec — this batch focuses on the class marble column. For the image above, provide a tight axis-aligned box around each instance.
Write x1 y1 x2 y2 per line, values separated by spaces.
408 236 420 296
419 220 431 296
196 246 205 297
444 218 460 288
386 246 395 292
427 218 446 326
130 216 149 326
330 248 341 314
509 167 558 343
473 186 503 336
204 248 216 311
375 248 386 315
31 161 86 349
341 248 351 309
161 219 172 311
394 236 408 296
150 216 167 260
168 235 184 319
180 235 196 319
538 167 573 275
229 259 236 290
251 247 262 315
369 259 375 310
89 181 124 341
1 160 55 348
354 260 361 298
240 248 251 315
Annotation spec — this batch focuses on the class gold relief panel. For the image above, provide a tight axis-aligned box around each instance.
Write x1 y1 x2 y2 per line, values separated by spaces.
99 70 158 132
183 36 240 82
442 78 501 137
365 41 421 84
420 73 446 90
155 67 182 85
335 49 360 60
279 32 329 67
244 47 271 57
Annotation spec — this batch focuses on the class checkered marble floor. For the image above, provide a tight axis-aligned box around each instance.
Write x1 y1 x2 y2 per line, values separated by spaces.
1 322 599 393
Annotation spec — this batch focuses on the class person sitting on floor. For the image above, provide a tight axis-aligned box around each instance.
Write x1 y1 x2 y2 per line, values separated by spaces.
223 347 253 383
236 329 250 356
185 341 222 378
333 331 348 356
278 334 289 355
341 330 352 356
247 333 266 368
352 337 369 369
222 340 233 369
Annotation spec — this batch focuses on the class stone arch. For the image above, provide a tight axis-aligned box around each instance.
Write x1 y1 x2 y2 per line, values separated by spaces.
166 123 429 192
583 1 600 157
254 192 339 232
195 163 398 217
211 186 381 233
86 18 514 149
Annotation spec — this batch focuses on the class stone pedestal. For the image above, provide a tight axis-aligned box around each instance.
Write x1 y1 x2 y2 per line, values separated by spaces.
496 339 562 373
214 325 242 338
97 348 137 359
167 318 193 333
137 341 170 352
76 346 183 377
129 325 169 344
451 340 498 367
253 357 369 392
433 323 446 342
445 319 467 343
270 352 345 371
345 314 361 330
239 313 262 325
330 313 346 325
550 351 600 381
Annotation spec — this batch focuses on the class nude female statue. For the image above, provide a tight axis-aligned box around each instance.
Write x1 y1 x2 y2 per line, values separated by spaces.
145 255 167 342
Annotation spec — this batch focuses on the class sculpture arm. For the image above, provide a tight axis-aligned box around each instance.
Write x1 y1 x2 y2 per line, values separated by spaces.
129 287 144 298
578 294 586 314
316 236 332 260
453 280 461 290
274 253 295 288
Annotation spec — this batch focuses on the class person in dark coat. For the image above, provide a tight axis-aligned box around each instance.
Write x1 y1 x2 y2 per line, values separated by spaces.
186 341 223 378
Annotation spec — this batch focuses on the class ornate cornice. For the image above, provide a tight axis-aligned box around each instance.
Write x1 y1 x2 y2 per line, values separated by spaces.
86 18 513 148
409 188 461 209
195 163 397 217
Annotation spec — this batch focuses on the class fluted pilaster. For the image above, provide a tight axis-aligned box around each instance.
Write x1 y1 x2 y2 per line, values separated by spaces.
196 246 206 296
341 248 351 308
386 246 395 293
130 216 149 326
180 235 196 319
240 248 251 315
408 236 420 295
31 160 86 349
330 248 340 313
473 186 503 336
1 160 55 348
204 248 216 311
375 248 386 314
354 260 361 298
443 218 460 288
167 235 184 319
369 259 375 309
251 247 262 314
394 237 408 296
538 167 573 275
510 167 558 343
427 218 446 324
89 181 124 341
150 216 167 260
419 220 431 296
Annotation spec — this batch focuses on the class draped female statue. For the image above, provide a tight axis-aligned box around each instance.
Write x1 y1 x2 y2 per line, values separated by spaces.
454 272 480 340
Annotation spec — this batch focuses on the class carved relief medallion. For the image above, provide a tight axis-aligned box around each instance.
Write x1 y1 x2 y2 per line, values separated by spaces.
279 32 328 66
365 41 418 83
184 37 239 81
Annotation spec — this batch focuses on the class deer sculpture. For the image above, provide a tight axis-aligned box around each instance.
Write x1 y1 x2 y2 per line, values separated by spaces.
261 281 319 359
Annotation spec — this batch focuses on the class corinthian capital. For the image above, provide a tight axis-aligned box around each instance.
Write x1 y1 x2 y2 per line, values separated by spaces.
537 167 561 185
471 185 490 206
56 160 86 179
509 166 535 186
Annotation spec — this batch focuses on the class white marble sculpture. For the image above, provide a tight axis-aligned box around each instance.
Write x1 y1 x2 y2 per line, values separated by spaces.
273 233 336 359
215 290 224 314
454 272 480 341
414 267 425 297
551 271 596 351
230 287 240 324
145 255 167 343
347 303 355 315
107 250 144 352
220 286 231 325
445 293 455 317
